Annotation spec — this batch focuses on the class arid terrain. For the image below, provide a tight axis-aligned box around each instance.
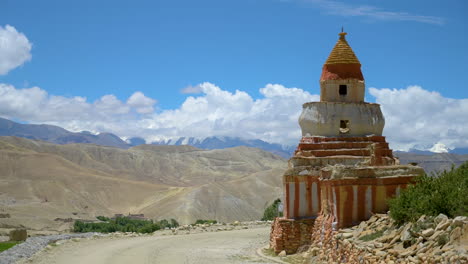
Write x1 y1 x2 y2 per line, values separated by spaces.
0 136 286 234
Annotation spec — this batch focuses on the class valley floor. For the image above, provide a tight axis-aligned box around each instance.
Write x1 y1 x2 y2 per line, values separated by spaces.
18 227 274 264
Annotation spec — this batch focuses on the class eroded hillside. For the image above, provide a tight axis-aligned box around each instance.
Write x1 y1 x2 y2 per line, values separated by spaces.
0 136 286 232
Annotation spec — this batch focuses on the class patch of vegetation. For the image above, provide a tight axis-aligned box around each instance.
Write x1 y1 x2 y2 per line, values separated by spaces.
0 241 21 252
262 248 277 257
437 233 449 246
359 230 384 241
74 217 179 233
193 219 217 225
96 216 110 222
389 162 468 225
261 198 283 221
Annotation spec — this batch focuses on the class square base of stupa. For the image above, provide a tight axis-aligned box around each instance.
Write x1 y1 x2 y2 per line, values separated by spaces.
269 136 424 254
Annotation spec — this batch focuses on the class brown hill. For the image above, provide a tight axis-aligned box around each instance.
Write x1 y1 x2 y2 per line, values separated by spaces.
0 136 286 232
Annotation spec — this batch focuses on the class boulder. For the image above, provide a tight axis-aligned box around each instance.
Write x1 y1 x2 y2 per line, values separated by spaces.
9 229 27 241
434 214 448 225
452 216 467 228
436 219 450 231
422 228 435 237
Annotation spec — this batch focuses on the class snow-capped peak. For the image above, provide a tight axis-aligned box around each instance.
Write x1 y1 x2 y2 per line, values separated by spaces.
429 143 450 153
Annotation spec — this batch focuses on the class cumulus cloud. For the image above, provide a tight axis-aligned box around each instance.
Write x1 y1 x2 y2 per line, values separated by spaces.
370 86 468 151
1 82 467 151
181 85 203 94
0 82 317 145
0 83 156 136
0 25 32 75
127 92 157 114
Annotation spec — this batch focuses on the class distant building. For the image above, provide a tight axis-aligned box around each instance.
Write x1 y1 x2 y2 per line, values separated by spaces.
269 31 424 254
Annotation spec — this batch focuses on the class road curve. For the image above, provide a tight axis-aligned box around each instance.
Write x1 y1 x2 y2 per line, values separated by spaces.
20 227 274 264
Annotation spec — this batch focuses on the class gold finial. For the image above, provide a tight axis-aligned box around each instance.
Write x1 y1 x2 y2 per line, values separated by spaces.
339 27 347 39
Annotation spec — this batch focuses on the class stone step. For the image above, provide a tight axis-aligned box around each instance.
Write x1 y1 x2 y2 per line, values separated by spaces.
290 156 370 167
297 141 389 150
300 136 386 144
299 148 372 157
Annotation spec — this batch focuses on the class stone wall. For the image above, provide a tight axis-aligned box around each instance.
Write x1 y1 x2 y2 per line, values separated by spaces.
270 218 315 254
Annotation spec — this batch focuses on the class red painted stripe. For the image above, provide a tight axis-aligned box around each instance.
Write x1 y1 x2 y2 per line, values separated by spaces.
357 185 366 221
294 179 300 218
285 182 290 219
386 185 397 199
343 186 353 227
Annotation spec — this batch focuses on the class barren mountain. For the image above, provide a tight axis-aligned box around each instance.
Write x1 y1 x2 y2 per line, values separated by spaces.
394 152 468 174
0 136 286 233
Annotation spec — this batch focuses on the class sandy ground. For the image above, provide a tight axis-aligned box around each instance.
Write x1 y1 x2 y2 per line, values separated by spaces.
18 227 275 264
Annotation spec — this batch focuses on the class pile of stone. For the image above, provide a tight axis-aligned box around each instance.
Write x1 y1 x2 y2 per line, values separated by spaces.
169 221 269 235
307 213 467 263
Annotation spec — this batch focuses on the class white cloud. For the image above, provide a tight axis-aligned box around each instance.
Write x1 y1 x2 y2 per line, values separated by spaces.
370 86 468 151
0 25 32 75
1 82 467 151
302 0 444 25
0 83 156 137
127 92 157 114
0 82 317 145
181 85 203 94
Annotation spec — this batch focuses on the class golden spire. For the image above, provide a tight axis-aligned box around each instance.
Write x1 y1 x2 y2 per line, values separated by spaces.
324 31 360 65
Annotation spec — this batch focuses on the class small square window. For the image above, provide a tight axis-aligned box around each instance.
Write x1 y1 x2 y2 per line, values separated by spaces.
340 120 350 134
339 85 347 95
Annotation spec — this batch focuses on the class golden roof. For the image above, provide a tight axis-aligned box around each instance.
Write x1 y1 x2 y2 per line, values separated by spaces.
324 32 360 65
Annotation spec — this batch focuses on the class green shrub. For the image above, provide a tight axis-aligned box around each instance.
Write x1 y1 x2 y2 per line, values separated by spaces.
0 241 21 252
74 217 179 233
389 162 468 225
96 216 110 222
359 229 385 241
193 219 217 225
170 218 179 228
261 198 283 221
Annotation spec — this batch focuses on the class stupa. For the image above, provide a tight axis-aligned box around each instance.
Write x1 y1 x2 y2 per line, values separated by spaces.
269 31 424 254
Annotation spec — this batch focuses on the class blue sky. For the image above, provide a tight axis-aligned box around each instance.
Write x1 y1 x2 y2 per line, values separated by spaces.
0 0 467 151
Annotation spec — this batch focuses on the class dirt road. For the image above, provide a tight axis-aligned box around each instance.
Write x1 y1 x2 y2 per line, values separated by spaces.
20 227 275 264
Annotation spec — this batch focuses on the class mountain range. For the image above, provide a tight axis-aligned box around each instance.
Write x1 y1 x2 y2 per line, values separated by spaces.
1 117 467 174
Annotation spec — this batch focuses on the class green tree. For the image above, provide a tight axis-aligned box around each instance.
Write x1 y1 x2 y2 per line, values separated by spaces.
261 198 283 221
170 218 179 228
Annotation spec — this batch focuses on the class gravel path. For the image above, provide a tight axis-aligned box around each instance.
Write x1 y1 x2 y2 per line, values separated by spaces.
0 233 100 264
15 227 274 264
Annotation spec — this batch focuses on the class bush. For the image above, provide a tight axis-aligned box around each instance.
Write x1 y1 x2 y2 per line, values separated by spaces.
261 198 283 221
170 218 179 228
74 217 179 233
193 219 217 225
96 216 110 222
389 162 468 225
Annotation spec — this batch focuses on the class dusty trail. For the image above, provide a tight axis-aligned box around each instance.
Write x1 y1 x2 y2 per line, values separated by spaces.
20 227 274 264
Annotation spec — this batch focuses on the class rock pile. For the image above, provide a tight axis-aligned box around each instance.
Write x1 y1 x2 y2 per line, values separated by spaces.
9 229 27 241
170 221 268 235
307 214 467 263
